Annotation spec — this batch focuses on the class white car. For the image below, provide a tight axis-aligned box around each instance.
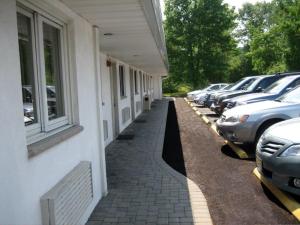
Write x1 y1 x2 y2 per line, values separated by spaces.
187 83 228 100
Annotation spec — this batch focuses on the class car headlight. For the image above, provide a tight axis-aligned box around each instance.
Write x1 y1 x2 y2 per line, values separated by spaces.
225 116 239 123
224 114 249 123
280 145 300 157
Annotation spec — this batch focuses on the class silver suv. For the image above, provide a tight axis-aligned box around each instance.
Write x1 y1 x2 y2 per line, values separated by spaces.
256 118 300 195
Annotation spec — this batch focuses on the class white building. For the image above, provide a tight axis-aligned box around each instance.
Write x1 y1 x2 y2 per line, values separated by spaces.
0 0 168 224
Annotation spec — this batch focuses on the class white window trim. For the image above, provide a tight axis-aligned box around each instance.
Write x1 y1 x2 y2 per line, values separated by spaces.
17 1 76 145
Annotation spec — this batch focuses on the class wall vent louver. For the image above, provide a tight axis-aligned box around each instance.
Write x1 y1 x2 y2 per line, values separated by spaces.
41 161 93 225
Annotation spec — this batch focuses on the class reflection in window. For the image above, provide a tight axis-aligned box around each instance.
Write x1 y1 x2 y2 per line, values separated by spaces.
43 22 65 120
119 65 126 97
17 13 37 126
134 70 138 94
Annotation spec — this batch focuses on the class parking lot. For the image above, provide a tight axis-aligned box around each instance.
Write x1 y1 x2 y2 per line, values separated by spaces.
163 98 299 225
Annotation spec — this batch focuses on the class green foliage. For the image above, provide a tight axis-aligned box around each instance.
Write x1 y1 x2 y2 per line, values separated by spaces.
163 0 300 92
164 0 236 89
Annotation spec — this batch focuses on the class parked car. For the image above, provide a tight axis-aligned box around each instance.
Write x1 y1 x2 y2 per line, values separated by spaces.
187 83 227 100
194 83 230 105
204 76 259 108
213 74 284 115
225 74 300 111
216 85 300 145
256 118 300 195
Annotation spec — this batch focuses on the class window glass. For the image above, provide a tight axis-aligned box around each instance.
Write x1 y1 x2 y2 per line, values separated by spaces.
134 71 138 94
43 22 65 121
17 12 38 126
119 65 125 97
265 76 297 94
278 86 300 103
143 74 146 92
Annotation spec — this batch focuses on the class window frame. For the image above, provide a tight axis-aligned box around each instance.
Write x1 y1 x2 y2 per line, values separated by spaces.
17 3 73 144
17 7 43 137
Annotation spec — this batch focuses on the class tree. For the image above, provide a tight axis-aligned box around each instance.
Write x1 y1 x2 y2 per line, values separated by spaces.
164 0 236 89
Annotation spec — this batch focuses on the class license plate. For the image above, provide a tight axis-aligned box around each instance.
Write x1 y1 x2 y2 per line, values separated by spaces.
256 157 262 171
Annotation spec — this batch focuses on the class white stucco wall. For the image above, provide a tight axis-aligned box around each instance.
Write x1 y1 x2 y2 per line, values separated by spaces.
100 53 114 146
0 0 106 224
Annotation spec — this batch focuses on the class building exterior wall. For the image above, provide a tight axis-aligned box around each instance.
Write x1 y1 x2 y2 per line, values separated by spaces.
0 0 165 224
0 0 107 224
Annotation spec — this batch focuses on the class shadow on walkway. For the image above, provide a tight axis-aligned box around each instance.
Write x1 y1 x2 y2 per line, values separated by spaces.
162 101 187 176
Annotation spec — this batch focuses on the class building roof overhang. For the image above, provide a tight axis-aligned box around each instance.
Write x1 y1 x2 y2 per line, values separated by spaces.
62 0 168 76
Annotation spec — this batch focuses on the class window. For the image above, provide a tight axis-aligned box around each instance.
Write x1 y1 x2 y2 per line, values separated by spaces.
134 70 138 94
143 74 146 92
17 5 72 141
119 65 126 97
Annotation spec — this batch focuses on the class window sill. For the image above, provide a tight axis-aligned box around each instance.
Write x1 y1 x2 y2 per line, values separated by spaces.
27 125 84 158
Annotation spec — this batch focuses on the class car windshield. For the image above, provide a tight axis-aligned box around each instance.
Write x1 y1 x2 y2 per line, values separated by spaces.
277 86 300 103
264 76 296 94
229 78 246 90
243 78 260 91
206 84 219 91
223 84 233 90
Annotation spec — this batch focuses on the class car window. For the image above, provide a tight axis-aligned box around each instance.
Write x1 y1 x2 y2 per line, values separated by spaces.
287 78 300 89
264 76 299 94
239 78 256 90
256 76 278 90
229 78 246 90
22 87 32 103
278 86 300 103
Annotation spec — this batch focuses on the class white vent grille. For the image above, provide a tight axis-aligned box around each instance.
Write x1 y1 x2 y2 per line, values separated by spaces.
41 161 93 225
136 101 141 113
122 107 131 124
103 120 108 140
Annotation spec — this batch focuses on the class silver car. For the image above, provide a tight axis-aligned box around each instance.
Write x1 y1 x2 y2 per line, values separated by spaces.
256 118 300 195
187 83 227 100
216 86 300 144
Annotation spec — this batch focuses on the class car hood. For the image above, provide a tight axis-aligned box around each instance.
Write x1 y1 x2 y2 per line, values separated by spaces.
231 92 273 103
220 90 250 99
264 118 300 143
223 100 295 117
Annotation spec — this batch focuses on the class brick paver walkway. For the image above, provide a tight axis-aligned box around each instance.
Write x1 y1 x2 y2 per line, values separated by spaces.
87 99 212 225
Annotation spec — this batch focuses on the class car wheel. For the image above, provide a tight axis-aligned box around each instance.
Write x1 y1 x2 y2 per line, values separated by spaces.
254 120 283 148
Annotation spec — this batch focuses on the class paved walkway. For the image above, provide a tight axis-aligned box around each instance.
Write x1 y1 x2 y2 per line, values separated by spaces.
87 99 212 225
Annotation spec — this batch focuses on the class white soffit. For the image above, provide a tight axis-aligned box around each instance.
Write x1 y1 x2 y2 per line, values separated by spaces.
61 0 168 76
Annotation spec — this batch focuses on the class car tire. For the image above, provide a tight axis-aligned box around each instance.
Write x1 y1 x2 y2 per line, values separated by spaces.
254 120 283 149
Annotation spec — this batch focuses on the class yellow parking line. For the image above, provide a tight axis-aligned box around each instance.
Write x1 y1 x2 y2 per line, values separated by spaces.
210 124 219 136
185 99 252 159
253 168 300 222
201 115 211 125
224 140 250 159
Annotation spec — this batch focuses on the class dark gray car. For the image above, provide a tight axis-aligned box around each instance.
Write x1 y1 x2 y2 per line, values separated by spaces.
256 118 300 195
